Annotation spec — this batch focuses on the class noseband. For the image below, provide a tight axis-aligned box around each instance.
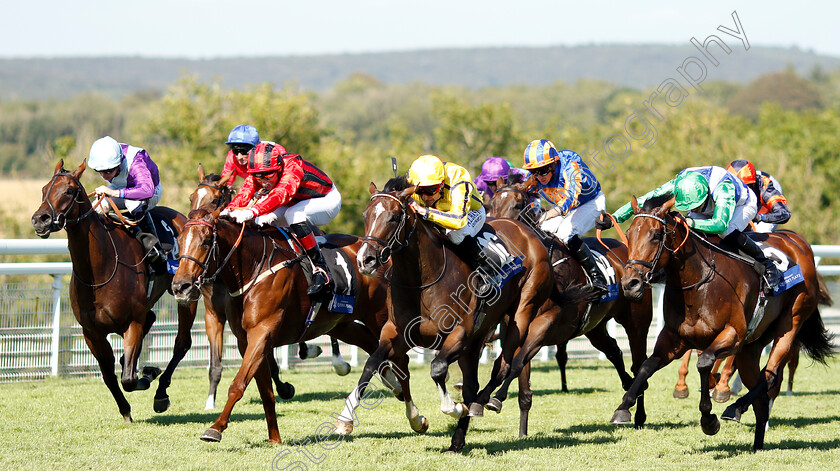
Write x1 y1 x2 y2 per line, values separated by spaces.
361 193 417 266
41 172 95 233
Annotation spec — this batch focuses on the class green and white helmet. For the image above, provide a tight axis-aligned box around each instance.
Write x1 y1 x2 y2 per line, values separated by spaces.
673 171 709 211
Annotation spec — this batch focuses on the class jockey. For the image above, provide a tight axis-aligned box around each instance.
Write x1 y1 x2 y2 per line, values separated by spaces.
88 136 167 275
727 159 791 233
221 142 341 295
523 139 608 293
406 154 494 296
610 166 782 293
474 156 531 202
222 124 260 185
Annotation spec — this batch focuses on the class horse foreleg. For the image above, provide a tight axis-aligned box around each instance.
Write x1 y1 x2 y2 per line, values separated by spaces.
253 357 281 443
120 319 146 392
673 350 692 399
202 326 272 443
83 329 133 422
331 337 351 376
447 339 483 453
712 355 737 403
517 362 532 437
722 342 763 423
555 343 569 392
203 297 226 410
612 328 686 426
431 327 467 419
390 352 428 434
154 300 196 412
586 322 633 390
786 342 800 396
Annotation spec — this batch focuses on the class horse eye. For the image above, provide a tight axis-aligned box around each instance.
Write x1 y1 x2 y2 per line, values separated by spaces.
201 238 213 247
65 189 75 196
651 232 662 241
211 198 220 207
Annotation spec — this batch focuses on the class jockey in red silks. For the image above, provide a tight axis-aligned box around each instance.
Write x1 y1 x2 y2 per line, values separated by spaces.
727 159 791 233
221 142 342 295
222 124 261 185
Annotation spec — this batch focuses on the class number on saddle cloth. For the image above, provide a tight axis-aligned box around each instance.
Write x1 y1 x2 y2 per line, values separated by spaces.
591 249 619 302
474 228 524 289
754 241 804 296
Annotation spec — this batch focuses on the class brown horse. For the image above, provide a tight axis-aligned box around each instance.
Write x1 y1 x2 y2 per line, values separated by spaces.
479 178 653 431
171 208 391 443
31 159 198 422
189 165 349 408
611 194 835 450
334 177 563 453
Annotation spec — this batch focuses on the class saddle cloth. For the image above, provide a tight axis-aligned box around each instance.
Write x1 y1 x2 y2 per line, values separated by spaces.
552 241 619 304
474 227 525 291
149 211 180 274
744 241 805 341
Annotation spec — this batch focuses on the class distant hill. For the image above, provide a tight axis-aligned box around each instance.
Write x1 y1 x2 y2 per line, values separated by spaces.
1 44 838 100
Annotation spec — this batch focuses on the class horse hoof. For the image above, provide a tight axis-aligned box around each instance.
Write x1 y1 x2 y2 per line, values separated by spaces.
610 409 632 425
332 360 351 376
712 389 731 403
468 403 484 417
672 388 689 399
486 398 503 413
200 428 223 442
335 420 354 436
721 405 741 422
123 413 133 424
153 395 170 413
701 414 720 435
412 416 429 434
278 383 295 400
453 382 463 392
142 366 162 381
308 345 323 359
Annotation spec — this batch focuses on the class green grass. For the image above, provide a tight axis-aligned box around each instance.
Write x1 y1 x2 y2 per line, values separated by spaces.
1 356 838 470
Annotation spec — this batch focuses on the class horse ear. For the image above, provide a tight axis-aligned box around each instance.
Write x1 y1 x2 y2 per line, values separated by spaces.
496 176 505 188
398 185 417 200
197 163 206 182
662 196 676 213
523 175 538 189
72 160 86 180
369 182 377 195
630 196 640 214
210 207 223 220
53 159 64 175
221 171 235 186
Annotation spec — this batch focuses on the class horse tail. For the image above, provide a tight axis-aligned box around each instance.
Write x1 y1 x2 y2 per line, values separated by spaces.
552 282 600 306
816 273 833 306
796 308 837 365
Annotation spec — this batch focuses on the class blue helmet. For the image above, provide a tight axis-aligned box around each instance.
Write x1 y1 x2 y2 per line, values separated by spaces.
226 124 260 146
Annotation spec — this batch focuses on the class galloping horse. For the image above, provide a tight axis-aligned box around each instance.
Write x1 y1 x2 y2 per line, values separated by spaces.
189 165 350 409
479 178 653 430
336 177 561 453
611 194 834 450
31 160 198 422
171 209 390 443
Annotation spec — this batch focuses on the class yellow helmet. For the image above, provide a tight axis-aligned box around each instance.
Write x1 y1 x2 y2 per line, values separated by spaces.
408 155 446 187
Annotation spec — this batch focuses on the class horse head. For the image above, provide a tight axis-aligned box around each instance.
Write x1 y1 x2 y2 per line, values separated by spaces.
190 164 236 212
487 175 539 226
357 177 418 275
32 159 93 238
172 208 222 303
621 193 683 300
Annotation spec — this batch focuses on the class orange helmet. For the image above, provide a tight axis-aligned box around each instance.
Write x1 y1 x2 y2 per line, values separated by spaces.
727 159 757 184
247 142 288 174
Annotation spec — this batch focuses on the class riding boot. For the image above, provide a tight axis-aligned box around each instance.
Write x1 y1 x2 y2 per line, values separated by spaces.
457 235 496 298
290 222 331 295
724 230 781 295
134 212 167 276
567 234 608 294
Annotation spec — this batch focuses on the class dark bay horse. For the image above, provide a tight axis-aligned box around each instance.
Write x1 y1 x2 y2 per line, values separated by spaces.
171 209 391 443
612 194 835 450
336 177 560 453
31 159 198 422
481 178 653 431
189 165 349 409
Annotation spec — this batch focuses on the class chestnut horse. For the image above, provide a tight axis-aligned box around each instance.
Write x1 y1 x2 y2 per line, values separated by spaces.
612 194 834 450
335 177 563 453
31 160 198 422
189 165 349 408
171 209 390 443
479 178 653 431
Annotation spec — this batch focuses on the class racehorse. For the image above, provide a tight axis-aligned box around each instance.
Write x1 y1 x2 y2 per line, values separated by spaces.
171 208 391 443
31 159 198 422
611 194 835 450
336 177 564 453
479 177 653 431
189 165 350 409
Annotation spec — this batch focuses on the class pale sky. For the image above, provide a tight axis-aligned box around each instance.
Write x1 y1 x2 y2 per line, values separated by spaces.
1 1 837 58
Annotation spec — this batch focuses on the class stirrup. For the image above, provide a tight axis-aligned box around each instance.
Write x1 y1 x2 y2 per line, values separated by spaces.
307 267 331 295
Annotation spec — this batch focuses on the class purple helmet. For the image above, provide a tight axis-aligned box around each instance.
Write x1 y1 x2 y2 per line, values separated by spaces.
477 157 511 182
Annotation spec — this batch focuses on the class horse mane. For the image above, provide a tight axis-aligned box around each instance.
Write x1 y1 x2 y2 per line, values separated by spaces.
508 173 525 185
187 208 212 219
642 192 674 212
384 175 411 192
204 173 223 183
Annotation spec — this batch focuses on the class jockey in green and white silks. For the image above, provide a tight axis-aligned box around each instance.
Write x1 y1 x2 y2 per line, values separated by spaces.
612 165 781 293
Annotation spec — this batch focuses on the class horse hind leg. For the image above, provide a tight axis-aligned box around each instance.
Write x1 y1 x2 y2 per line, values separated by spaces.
673 350 692 399
153 301 197 412
268 350 295 400
331 337 351 376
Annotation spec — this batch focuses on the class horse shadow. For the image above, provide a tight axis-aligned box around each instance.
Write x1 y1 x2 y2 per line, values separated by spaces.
247 390 350 405
699 438 840 457
143 411 271 426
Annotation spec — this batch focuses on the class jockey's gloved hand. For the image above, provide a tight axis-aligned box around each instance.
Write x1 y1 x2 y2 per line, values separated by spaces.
219 208 231 217
685 217 696 228
595 212 613 230
229 208 256 223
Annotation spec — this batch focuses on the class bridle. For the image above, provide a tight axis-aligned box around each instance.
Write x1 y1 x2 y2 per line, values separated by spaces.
361 193 417 266
491 186 539 225
625 212 712 289
40 171 95 233
178 219 246 289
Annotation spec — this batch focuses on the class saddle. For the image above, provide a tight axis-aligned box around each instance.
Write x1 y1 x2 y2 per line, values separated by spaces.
106 208 180 273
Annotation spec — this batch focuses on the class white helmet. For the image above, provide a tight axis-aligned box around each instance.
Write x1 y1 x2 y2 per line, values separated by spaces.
88 136 124 171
